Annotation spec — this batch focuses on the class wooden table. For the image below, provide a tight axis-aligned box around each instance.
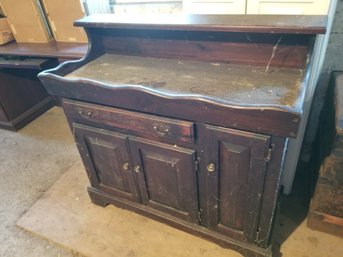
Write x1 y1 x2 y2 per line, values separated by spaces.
0 41 87 130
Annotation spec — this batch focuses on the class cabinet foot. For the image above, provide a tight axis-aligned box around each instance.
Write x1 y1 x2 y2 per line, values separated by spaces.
87 187 110 207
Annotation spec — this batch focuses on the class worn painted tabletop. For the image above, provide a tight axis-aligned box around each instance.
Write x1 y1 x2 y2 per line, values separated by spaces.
66 54 305 109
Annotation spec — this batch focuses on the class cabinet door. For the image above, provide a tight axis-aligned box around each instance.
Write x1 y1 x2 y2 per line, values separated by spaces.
200 124 271 242
246 0 330 15
130 138 199 223
73 124 140 202
183 0 246 14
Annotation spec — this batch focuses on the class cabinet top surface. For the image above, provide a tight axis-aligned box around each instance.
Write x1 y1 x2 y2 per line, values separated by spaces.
66 54 304 110
0 41 87 59
75 14 327 34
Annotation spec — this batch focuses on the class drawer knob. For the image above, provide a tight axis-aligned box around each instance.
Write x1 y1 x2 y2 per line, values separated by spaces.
122 162 130 171
134 165 141 173
153 124 169 136
78 109 92 119
207 163 216 173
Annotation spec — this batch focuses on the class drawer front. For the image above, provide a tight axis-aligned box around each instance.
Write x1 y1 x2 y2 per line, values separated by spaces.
63 99 195 144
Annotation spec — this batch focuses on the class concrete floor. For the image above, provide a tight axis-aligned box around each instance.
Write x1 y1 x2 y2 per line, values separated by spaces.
1 107 343 257
0 107 80 257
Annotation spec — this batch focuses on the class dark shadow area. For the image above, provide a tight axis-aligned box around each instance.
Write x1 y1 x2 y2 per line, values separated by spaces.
275 160 312 247
274 71 339 250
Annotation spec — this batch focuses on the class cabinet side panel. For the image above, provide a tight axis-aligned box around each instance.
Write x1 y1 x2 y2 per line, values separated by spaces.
0 69 48 120
255 136 287 247
0 103 8 122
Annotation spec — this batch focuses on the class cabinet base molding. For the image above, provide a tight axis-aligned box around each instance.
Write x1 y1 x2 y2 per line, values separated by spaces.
88 186 274 257
0 97 54 131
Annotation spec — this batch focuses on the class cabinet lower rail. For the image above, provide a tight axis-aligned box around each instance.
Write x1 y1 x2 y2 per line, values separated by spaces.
88 186 276 257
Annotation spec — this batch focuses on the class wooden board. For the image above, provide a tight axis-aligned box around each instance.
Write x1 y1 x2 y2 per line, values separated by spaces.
0 0 52 43
75 14 327 34
41 0 87 43
0 41 87 59
0 56 54 69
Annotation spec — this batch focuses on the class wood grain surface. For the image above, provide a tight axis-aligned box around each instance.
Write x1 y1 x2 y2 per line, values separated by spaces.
75 14 327 34
66 54 305 109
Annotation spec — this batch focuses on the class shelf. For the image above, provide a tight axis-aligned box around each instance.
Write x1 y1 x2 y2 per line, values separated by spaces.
75 14 327 34
0 41 87 59
0 57 55 69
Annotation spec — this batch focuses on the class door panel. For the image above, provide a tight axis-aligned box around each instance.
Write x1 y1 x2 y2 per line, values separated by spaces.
73 124 140 202
86 137 130 192
183 0 246 14
218 142 250 231
130 138 199 223
246 0 329 15
202 124 271 241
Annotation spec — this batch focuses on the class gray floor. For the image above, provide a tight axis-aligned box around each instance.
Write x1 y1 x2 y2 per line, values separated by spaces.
0 107 80 257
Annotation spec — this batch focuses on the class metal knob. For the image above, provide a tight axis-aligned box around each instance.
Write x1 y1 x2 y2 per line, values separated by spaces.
206 163 215 172
153 124 169 136
78 110 92 119
134 165 141 173
122 162 130 171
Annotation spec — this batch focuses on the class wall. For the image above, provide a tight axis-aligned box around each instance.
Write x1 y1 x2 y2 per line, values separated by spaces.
298 0 343 196
322 0 343 72
303 0 343 158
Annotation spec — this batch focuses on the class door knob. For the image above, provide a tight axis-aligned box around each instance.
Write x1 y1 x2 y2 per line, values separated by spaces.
122 162 130 171
134 165 141 173
153 124 169 136
77 109 92 119
207 163 216 172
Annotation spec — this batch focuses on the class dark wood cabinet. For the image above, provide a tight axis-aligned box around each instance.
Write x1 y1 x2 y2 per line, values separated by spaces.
38 14 326 257
0 62 56 130
0 42 87 130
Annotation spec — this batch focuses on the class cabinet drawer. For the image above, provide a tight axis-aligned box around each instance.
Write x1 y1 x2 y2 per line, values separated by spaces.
63 99 195 144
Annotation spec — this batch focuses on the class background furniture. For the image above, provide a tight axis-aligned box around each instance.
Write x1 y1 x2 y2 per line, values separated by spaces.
0 41 86 130
307 71 343 237
39 15 326 257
